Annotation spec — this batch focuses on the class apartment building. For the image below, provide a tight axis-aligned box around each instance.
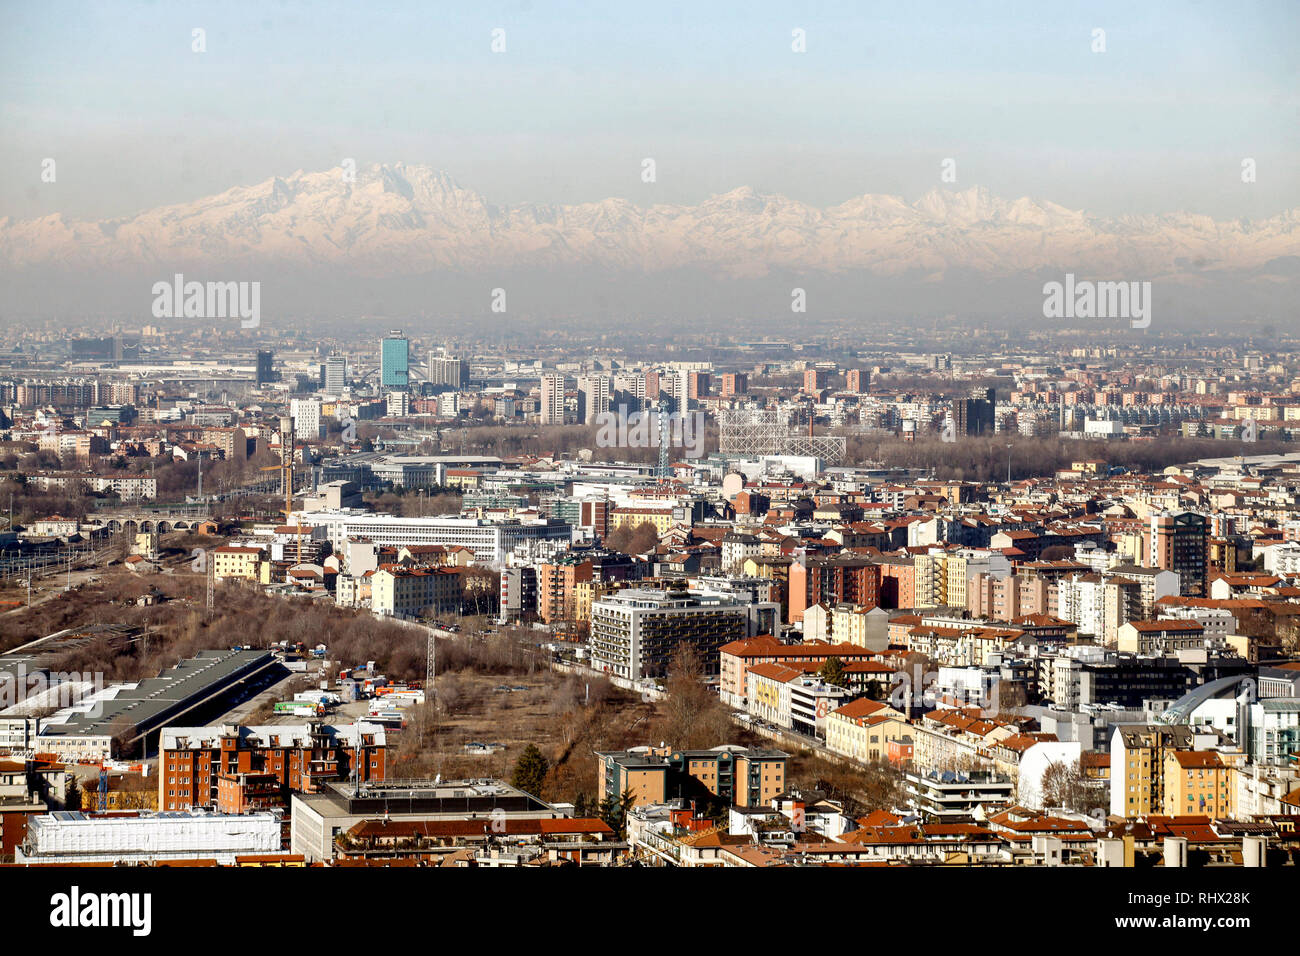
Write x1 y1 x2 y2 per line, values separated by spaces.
370 566 461 619
537 549 636 625
158 723 386 812
609 506 677 536
1149 511 1209 597
1162 750 1237 818
717 634 877 707
744 663 852 737
211 545 271 583
540 373 566 425
789 553 881 623
590 588 777 680
1108 724 1227 818
595 744 787 809
824 698 909 764
1116 619 1207 654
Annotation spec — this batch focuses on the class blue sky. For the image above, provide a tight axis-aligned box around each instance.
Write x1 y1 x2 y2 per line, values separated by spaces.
2 0 1296 219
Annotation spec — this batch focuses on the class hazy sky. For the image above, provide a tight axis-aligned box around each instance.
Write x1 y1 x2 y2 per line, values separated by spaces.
2 0 1297 221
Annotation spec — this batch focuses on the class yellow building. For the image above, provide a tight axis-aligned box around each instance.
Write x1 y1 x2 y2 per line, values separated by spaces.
943 553 969 609
831 604 873 647
1162 751 1236 818
211 546 271 583
572 579 634 623
370 567 460 618
609 507 676 536
742 555 791 586
824 699 908 764
1110 724 1238 818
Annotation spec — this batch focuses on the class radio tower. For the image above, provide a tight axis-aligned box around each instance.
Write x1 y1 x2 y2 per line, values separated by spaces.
657 397 671 480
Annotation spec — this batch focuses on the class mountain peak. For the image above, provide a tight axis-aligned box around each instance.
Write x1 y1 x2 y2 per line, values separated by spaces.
0 164 1292 282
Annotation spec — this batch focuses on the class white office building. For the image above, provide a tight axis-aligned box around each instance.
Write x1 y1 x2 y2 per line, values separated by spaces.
302 510 572 566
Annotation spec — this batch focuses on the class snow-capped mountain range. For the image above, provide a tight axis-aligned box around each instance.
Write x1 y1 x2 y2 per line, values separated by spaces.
3 163 1296 281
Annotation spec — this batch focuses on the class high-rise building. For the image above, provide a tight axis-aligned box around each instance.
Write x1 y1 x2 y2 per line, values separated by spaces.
953 394 995 436
644 370 661 401
256 350 274 385
428 353 468 389
845 369 867 393
323 354 347 395
577 375 611 424
720 372 748 397
540 373 566 425
803 368 828 394
380 331 409 392
613 372 647 409
1149 512 1208 596
687 371 711 401
289 398 324 440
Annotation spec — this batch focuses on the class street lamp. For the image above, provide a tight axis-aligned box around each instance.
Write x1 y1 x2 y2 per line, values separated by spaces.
1006 444 1013 485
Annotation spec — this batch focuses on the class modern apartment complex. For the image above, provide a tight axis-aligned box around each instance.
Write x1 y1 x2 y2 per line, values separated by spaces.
590 587 778 680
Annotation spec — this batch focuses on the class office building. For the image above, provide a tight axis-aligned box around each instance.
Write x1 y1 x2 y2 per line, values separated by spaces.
953 392 995 437
289 397 323 441
323 353 347 394
305 510 572 565
380 330 409 392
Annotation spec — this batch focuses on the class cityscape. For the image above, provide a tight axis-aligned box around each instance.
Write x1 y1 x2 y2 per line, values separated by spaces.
1 0 1296 937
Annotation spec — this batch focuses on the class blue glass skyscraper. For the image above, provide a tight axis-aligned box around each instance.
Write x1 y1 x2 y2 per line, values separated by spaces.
380 331 409 391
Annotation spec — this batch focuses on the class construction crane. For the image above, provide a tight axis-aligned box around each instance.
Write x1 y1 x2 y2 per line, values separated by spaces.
260 417 303 567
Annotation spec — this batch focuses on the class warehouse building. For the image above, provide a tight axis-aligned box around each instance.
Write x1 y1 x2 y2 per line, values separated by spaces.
26 649 277 761
18 810 282 865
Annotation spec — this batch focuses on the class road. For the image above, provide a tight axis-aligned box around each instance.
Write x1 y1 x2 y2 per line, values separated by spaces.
217 659 326 725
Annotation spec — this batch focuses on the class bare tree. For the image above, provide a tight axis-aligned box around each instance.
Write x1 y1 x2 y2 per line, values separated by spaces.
650 644 732 749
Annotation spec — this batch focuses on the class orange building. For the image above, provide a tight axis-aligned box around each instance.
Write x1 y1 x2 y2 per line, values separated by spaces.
158 724 386 812
789 553 881 622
